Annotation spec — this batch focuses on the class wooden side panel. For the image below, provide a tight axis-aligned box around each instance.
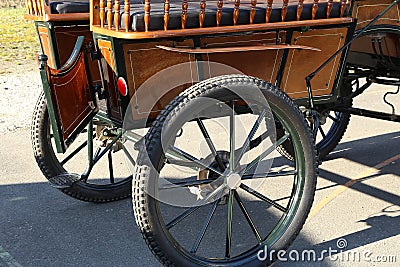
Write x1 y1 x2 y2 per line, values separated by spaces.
54 25 101 83
49 53 96 141
281 28 347 99
202 32 285 84
97 39 121 120
353 0 400 29
350 32 400 59
123 40 195 121
37 26 56 68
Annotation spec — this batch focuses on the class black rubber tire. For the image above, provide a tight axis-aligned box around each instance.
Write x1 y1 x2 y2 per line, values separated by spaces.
31 92 132 203
133 75 317 266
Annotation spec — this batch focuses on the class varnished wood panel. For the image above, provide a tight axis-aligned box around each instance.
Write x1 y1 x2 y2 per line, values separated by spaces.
353 0 400 29
37 26 56 68
54 26 101 83
202 32 286 84
350 32 400 59
49 53 94 140
123 40 195 120
98 39 116 71
281 27 348 99
97 39 121 119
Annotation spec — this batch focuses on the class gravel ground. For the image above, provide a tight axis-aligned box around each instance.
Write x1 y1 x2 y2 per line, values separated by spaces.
0 69 42 133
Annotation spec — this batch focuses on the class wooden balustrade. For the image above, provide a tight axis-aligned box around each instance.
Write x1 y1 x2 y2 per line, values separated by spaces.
124 0 130 32
282 0 289 21
87 0 352 34
297 0 304 21
216 0 223 26
145 0 151 31
164 0 170 30
199 0 206 28
312 0 319 20
114 0 121 31
266 0 273 23
107 0 113 29
233 0 240 25
182 0 188 28
250 0 257 24
100 0 105 27
340 0 347 17
327 0 333 18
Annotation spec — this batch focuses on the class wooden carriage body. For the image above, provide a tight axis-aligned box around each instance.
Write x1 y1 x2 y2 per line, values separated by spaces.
24 0 400 151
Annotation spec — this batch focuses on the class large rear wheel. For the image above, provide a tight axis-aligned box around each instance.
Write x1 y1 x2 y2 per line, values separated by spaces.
132 75 317 266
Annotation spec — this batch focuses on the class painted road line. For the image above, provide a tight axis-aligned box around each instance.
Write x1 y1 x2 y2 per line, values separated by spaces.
0 246 23 267
307 153 400 222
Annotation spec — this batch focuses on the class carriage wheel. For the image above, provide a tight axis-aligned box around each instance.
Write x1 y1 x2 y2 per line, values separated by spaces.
133 75 317 266
31 92 132 202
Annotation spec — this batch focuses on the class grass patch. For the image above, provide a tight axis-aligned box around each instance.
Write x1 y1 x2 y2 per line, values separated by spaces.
0 7 38 72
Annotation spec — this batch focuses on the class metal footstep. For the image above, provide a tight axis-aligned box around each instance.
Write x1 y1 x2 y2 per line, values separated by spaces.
48 173 81 189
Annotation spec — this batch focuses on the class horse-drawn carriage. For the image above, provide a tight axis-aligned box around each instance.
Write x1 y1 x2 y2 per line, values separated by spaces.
24 0 399 265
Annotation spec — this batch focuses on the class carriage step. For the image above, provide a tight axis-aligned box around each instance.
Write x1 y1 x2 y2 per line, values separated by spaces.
48 173 81 189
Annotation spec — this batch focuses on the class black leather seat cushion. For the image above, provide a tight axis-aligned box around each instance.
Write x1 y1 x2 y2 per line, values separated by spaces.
50 0 89 14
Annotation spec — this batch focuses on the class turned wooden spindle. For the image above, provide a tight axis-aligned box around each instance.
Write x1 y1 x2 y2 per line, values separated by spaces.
265 0 273 23
326 0 333 18
199 0 206 28
123 0 130 32
32 0 38 15
250 0 257 24
100 0 105 28
107 0 113 29
37 0 42 15
144 0 151 32
281 0 289 21
216 0 223 26
164 0 170 30
340 0 347 17
181 0 188 29
40 0 45 15
233 0 240 25
27 0 32 15
311 0 319 20
297 0 304 20
114 0 121 31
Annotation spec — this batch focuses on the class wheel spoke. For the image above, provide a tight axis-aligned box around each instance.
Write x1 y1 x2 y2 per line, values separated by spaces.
235 109 267 167
169 146 223 176
166 205 202 230
318 125 326 139
225 190 234 258
241 133 290 175
241 170 297 180
60 139 88 165
159 178 215 190
239 184 287 212
328 114 339 122
190 199 219 253
234 191 262 243
122 145 136 167
196 118 225 171
108 150 115 183
229 100 235 173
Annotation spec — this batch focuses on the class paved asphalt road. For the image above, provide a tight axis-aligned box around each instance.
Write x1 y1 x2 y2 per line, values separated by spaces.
0 84 399 267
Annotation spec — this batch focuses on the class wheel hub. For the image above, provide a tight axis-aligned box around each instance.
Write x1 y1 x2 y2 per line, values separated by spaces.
226 173 241 189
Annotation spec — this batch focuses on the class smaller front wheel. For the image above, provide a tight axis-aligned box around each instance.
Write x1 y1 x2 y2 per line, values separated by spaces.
133 75 317 266
31 92 133 202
